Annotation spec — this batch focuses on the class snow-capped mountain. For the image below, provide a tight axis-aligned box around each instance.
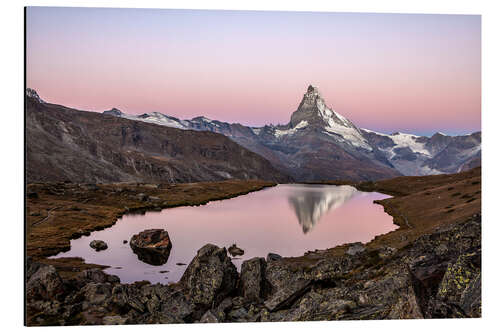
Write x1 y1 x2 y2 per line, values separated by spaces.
99 85 480 180
26 88 45 103
361 129 481 176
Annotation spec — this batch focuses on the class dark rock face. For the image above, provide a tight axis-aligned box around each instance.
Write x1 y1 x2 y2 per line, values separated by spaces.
89 240 108 251
240 257 267 302
26 215 481 326
267 253 282 262
180 244 238 308
26 259 65 301
129 229 172 266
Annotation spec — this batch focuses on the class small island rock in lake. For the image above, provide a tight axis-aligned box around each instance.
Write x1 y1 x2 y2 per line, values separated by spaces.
130 229 172 266
89 240 108 251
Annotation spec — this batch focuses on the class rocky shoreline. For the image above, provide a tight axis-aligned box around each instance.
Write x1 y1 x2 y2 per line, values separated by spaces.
25 169 481 325
26 214 480 325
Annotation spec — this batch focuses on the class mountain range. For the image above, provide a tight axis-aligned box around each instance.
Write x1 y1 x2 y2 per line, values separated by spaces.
102 85 481 181
26 94 290 183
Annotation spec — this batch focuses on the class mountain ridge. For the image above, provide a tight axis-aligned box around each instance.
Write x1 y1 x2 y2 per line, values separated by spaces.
25 95 291 184
28 86 481 181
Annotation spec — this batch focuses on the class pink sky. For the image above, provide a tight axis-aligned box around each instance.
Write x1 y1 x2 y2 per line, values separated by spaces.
26 8 481 136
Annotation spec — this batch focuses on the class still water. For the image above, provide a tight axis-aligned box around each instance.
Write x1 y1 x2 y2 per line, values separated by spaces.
52 184 395 284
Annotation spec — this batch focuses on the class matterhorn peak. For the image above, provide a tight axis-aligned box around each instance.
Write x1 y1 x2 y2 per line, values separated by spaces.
26 88 45 103
290 85 341 128
287 85 372 150
306 84 320 95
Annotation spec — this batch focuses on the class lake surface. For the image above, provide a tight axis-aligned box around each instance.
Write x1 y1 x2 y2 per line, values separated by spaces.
52 184 395 284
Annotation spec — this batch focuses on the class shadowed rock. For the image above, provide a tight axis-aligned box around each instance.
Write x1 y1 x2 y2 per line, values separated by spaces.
228 244 244 257
180 244 238 308
240 257 267 302
89 240 108 251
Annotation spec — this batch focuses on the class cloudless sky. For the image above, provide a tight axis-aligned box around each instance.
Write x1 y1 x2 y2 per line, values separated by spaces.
26 7 481 136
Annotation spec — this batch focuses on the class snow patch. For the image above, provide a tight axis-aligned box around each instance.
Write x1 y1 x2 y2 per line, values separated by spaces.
274 120 309 138
389 132 430 156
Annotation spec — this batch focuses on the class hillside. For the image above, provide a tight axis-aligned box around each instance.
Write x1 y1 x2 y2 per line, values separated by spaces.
26 97 291 184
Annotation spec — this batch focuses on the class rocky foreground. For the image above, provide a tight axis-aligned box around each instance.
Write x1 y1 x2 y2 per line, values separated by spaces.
26 213 480 325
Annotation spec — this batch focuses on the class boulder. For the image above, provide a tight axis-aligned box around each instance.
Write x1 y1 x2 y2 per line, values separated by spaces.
228 244 244 257
180 244 238 308
267 253 282 262
240 257 266 302
89 240 108 251
78 268 120 284
130 229 172 266
200 310 219 323
346 242 365 256
437 251 481 304
26 262 65 301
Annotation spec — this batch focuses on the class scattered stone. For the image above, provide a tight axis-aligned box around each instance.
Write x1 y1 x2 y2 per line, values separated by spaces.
78 268 120 284
130 229 172 266
176 262 186 266
102 315 128 325
89 240 108 251
159 270 169 273
228 244 245 256
346 242 365 256
266 253 282 262
77 229 91 236
200 310 219 323
137 193 149 201
123 240 128 244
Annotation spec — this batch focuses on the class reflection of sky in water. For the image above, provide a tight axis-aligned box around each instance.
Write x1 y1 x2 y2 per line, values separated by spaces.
52 185 395 284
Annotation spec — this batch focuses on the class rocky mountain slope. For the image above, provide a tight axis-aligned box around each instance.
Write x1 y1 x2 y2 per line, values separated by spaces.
26 95 290 184
104 85 481 180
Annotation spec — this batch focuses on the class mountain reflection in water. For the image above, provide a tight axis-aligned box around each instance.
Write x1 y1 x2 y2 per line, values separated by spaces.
288 185 358 233
52 184 394 284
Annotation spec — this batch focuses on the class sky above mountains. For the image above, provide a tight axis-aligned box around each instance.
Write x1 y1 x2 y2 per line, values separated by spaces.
26 7 481 136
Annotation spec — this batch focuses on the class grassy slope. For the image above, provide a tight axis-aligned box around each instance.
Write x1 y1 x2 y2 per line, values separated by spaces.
358 167 481 250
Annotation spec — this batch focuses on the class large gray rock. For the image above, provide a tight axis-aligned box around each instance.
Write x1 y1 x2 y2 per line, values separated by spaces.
240 257 266 302
180 244 238 308
26 262 65 301
130 229 172 265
